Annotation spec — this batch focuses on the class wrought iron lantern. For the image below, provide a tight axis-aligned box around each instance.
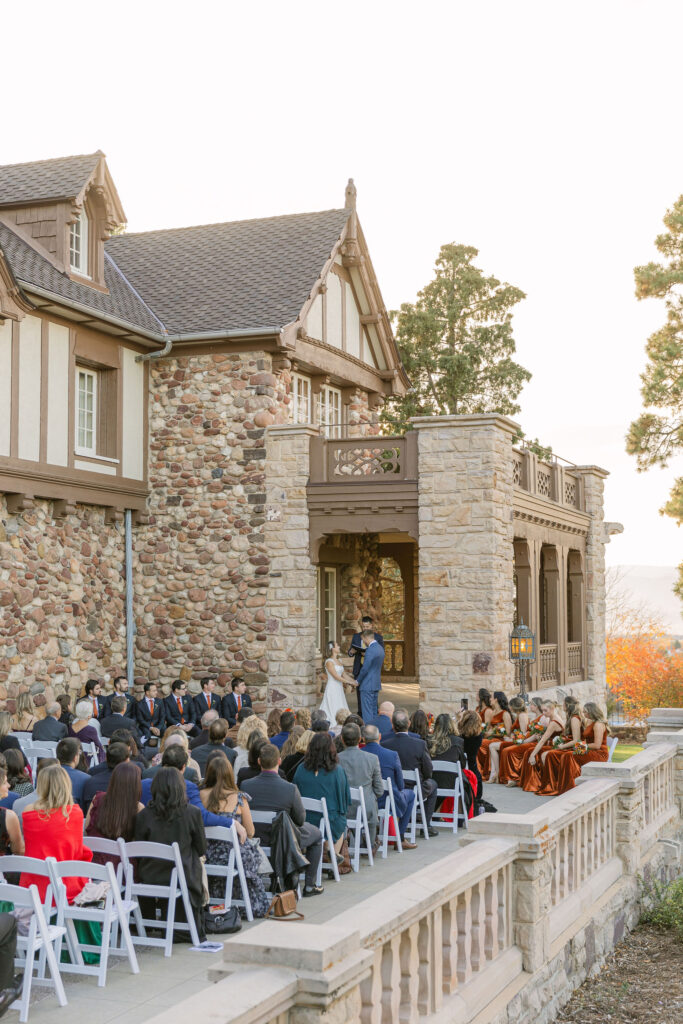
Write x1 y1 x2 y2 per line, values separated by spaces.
509 620 536 703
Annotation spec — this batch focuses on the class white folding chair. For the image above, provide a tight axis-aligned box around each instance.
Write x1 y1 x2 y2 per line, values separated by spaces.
250 810 278 893
204 824 253 921
80 742 100 769
10 733 33 751
21 745 56 778
431 760 468 833
377 779 403 857
607 737 618 762
0 881 67 1023
301 796 340 883
100 736 110 749
403 769 430 842
121 840 200 955
0 855 57 981
47 857 139 986
346 786 374 871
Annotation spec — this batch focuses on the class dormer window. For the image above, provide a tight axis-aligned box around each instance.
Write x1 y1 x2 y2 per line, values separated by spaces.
70 209 89 277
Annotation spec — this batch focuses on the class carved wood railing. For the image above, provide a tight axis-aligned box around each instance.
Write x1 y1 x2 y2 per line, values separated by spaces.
567 642 584 679
539 643 559 683
512 449 585 511
309 432 418 484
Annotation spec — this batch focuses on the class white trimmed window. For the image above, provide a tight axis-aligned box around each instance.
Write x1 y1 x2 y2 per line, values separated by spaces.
319 385 342 438
76 368 97 454
292 373 311 424
69 209 89 276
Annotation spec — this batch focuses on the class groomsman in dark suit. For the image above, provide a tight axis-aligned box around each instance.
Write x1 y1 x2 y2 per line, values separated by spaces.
221 677 253 727
193 677 221 720
100 696 143 746
84 678 107 722
104 675 136 717
164 680 199 736
348 616 384 715
135 682 166 744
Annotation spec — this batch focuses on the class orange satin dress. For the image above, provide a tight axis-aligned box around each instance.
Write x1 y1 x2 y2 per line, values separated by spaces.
499 716 548 784
477 711 505 778
519 719 564 793
538 723 608 795
496 716 525 784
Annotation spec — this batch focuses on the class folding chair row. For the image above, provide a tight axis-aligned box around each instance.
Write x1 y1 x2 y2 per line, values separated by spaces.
403 769 430 843
377 778 403 857
346 786 374 872
204 824 254 920
301 795 340 883
0 880 66 1024
431 760 468 832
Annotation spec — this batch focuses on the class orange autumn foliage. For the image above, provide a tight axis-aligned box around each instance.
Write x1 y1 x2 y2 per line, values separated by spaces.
607 633 683 720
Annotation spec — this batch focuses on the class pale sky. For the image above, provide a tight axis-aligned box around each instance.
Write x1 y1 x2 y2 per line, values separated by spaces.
4 1 683 568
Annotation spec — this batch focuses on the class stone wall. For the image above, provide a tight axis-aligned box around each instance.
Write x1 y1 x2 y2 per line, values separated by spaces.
345 387 381 437
0 495 126 711
339 533 382 647
577 466 608 694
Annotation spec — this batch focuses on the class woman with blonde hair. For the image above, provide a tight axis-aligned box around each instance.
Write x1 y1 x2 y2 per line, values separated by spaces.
0 711 26 764
20 763 93 901
538 702 609 795
519 700 566 792
68 699 105 763
281 727 311 781
233 715 268 777
11 691 37 733
330 707 350 738
295 708 311 731
501 699 561 789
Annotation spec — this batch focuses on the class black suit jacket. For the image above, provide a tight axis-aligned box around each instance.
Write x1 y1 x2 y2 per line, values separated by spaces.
349 632 384 679
100 713 143 745
135 697 166 738
104 693 136 717
84 695 108 721
221 692 252 726
192 741 237 775
193 692 221 720
241 771 305 843
382 732 433 783
31 717 68 742
163 694 197 728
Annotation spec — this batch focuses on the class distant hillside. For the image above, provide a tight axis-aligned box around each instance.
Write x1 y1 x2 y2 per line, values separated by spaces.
612 565 683 635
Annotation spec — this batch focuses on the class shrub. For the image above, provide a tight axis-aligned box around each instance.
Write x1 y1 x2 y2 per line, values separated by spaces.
639 876 683 940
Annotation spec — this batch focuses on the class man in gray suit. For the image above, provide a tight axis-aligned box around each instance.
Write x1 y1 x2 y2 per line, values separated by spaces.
32 703 67 743
338 721 384 847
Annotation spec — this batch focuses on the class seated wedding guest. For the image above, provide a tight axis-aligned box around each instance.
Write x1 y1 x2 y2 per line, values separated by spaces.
100 695 143 745
81 742 130 811
295 708 311 731
293 733 350 858
266 708 282 739
68 700 105 763
330 708 350 738
200 755 270 917
0 768 24 854
429 713 466 789
236 734 287 786
538 702 609 796
84 679 107 722
0 914 20 1019
107 728 148 772
494 697 532 785
534 698 582 794
233 715 268 778
32 702 67 743
190 709 219 749
192 718 237 775
383 710 438 836
337 722 383 847
135 682 166 745
345 714 364 729
20 764 92 900
135 767 207 942
144 733 201 783
271 710 296 750
56 738 90 809
279 727 305 779
56 693 74 728
478 691 512 781
518 701 565 793
227 706 253 743
85 762 143 864
458 710 484 802
10 758 58 828
409 709 431 743
140 745 245 834
369 701 395 739
222 677 252 726
4 750 33 798
0 713 25 762
163 680 199 737
476 689 494 725
362 724 416 849
104 675 136 717
244 743 325 896
193 677 221 721
310 710 331 734
11 692 37 734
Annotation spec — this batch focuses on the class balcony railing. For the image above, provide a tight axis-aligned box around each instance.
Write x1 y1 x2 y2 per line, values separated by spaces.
567 641 584 680
512 449 585 511
309 433 418 484
539 644 559 683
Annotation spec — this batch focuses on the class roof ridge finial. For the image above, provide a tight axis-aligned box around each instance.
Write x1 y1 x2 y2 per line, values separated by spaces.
345 178 357 211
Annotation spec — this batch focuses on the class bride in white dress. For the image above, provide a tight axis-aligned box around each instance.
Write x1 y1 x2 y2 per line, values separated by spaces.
320 641 357 722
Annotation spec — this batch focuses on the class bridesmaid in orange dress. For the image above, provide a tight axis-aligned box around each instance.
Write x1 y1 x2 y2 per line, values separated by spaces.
501 700 554 786
477 692 512 781
475 689 495 727
538 703 609 795
538 698 582 795
487 696 530 783
518 702 565 793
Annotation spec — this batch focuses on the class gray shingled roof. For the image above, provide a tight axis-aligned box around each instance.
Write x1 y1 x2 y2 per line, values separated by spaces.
105 208 351 334
0 153 102 207
0 222 165 336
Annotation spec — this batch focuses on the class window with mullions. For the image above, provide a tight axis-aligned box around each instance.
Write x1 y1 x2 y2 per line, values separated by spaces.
315 566 338 651
70 209 89 276
76 368 97 455
319 385 342 438
292 373 311 424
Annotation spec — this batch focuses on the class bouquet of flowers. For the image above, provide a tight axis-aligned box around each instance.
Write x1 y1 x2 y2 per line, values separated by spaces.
529 721 546 737
552 736 565 749
491 724 507 739
511 729 525 745
574 741 588 755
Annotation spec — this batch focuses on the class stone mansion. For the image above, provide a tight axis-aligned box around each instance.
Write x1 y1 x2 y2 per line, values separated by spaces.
0 152 619 715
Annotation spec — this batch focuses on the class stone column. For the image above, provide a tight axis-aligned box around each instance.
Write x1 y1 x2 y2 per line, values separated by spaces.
574 466 609 699
413 414 517 710
265 424 319 708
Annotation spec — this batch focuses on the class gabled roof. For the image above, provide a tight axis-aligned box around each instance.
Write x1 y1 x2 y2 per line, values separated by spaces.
0 152 103 207
104 208 351 335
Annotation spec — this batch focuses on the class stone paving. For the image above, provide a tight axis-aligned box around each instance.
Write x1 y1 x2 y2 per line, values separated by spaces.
11 783 549 1024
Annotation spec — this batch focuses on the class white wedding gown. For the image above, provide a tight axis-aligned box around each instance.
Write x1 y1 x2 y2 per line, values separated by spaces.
319 659 350 722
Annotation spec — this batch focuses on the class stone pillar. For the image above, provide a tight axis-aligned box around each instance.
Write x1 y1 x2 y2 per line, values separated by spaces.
574 466 609 699
414 414 517 709
265 424 319 708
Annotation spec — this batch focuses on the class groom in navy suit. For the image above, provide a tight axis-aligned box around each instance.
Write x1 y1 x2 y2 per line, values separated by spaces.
349 616 384 714
356 629 384 723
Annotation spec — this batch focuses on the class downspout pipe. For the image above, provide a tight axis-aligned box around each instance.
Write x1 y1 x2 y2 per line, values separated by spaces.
124 509 135 687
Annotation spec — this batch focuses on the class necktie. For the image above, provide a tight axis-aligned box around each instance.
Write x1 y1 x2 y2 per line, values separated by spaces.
237 695 241 711
92 699 98 718
177 697 184 723
149 699 154 716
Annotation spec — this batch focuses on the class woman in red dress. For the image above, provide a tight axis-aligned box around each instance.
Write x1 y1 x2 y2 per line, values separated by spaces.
538 703 609 795
518 702 565 793
490 697 530 784
20 763 93 902
537 698 582 795
477 692 512 781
